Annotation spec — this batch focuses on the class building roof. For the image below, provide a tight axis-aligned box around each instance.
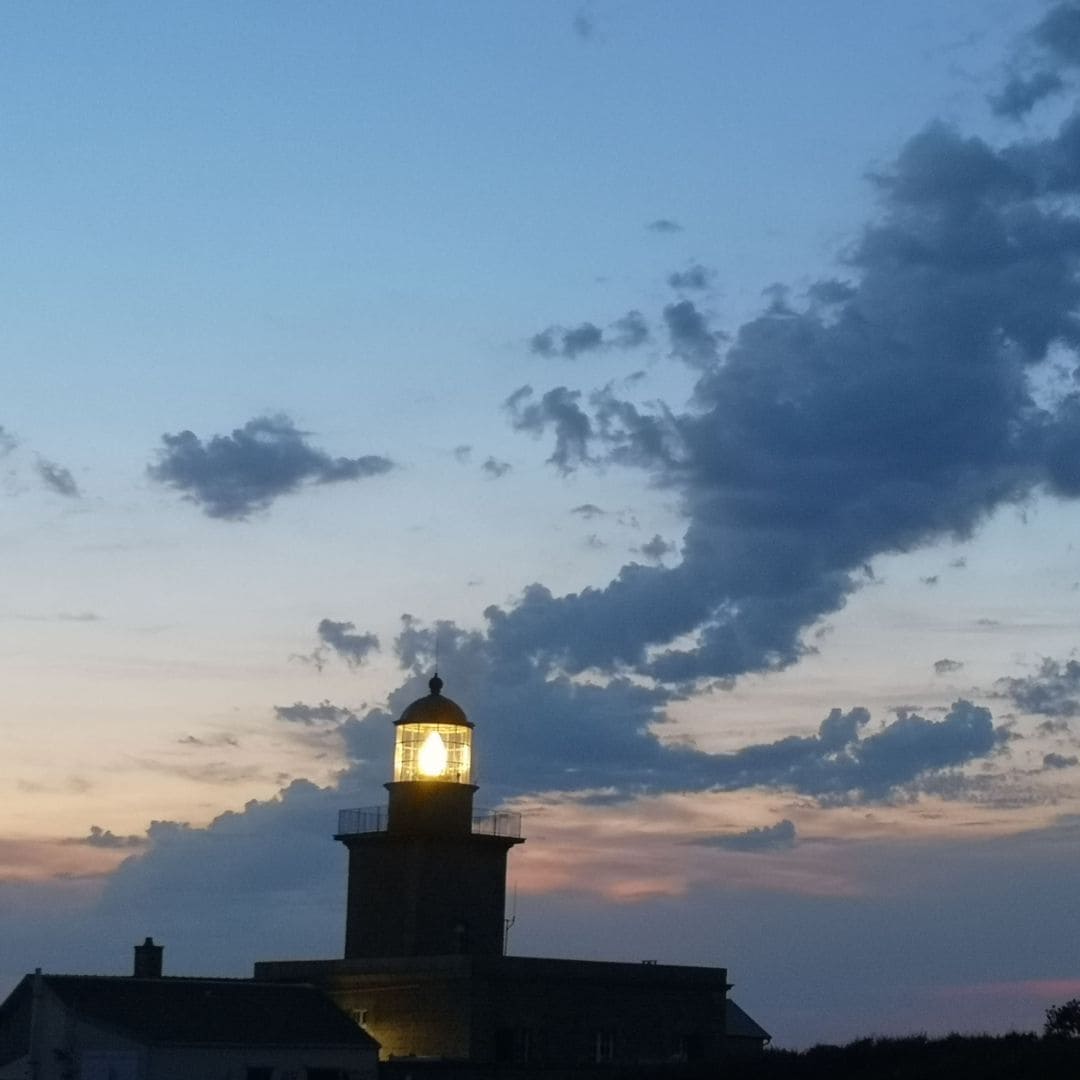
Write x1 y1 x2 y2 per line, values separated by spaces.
36 976 379 1050
726 998 771 1042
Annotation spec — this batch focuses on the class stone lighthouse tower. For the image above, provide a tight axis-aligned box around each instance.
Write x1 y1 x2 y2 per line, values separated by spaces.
335 674 524 958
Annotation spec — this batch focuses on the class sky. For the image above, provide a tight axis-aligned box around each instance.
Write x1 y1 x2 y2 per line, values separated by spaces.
3 0 1080 1050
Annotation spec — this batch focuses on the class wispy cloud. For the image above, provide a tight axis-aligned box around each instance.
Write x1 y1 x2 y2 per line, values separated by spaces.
62 826 146 850
529 310 649 359
36 459 79 498
297 619 380 671
690 819 797 852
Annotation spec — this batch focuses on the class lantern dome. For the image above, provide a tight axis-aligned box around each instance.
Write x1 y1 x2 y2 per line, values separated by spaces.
395 674 472 729
392 674 473 784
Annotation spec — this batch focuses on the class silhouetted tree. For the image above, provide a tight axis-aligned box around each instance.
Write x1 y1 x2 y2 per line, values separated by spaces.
1045 999 1080 1038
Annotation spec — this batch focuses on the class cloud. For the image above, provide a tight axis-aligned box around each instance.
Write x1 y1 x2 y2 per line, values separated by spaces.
63 826 146 850
482 457 511 479
1036 717 1072 735
640 535 674 562
36 459 79 498
453 444 472 464
148 414 393 520
177 733 239 748
130 758 273 787
934 658 964 675
304 619 380 671
991 71 1064 119
989 3 1080 118
662 299 723 368
530 322 603 359
530 311 649 359
505 386 592 473
691 819 797 852
323 619 1009 804
274 701 357 726
570 503 605 519
0 426 16 456
806 279 856 306
667 264 715 291
1042 752 1079 769
609 310 649 349
572 9 594 40
1037 2 1080 65
646 219 683 233
495 106 1080 688
7 611 101 624
999 658 1080 717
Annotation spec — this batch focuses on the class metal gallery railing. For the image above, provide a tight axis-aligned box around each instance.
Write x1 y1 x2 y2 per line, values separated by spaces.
336 805 522 838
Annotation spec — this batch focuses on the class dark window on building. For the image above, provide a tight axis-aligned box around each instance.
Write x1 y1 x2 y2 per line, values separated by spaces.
245 1069 273 1080
594 1029 615 1063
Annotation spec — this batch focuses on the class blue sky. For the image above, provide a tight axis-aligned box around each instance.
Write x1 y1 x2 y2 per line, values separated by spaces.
3 0 1080 1049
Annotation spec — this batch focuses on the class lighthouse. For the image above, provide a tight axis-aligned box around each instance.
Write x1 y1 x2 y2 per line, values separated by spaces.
255 673 768 1065
335 674 524 958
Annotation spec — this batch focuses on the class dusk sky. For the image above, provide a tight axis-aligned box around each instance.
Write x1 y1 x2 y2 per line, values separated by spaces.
5 0 1080 1049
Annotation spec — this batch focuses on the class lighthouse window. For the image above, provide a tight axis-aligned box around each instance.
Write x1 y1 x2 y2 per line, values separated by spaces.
394 723 472 783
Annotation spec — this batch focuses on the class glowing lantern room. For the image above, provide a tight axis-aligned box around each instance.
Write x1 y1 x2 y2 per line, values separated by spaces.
392 673 473 784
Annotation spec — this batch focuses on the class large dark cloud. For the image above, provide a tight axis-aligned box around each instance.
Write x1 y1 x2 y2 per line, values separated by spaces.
148 415 392 520
496 105 1080 687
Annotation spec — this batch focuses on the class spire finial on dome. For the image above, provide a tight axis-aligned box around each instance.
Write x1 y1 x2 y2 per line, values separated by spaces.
429 672 443 695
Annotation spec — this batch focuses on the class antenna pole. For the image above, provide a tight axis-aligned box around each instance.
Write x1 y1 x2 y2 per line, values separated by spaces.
503 882 518 954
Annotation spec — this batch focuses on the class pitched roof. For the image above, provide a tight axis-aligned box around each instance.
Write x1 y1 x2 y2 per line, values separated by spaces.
726 998 771 1042
40 976 379 1050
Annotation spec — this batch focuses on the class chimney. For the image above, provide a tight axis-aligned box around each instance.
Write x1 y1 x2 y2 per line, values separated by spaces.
133 937 163 978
